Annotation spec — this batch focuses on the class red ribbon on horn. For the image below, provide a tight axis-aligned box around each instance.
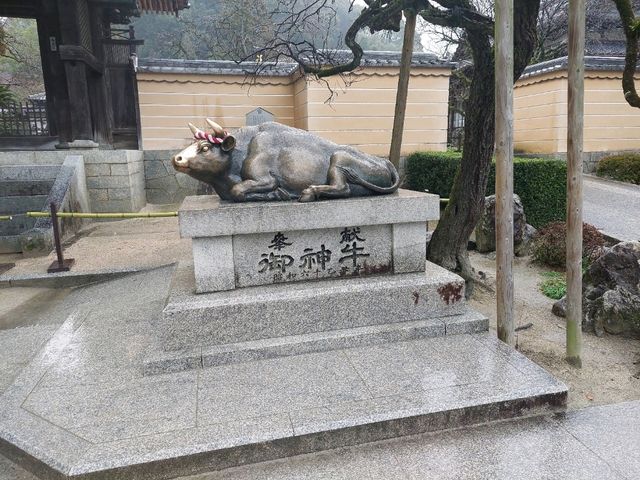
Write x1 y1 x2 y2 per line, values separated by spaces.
194 130 228 144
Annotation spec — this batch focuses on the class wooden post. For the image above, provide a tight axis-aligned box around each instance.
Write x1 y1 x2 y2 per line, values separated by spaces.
495 0 515 346
566 0 585 368
389 8 417 170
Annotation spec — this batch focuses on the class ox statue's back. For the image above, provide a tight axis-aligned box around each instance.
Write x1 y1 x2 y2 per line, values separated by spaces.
172 119 400 202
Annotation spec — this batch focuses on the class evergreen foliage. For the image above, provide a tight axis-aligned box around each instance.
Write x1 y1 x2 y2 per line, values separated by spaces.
406 151 567 228
596 153 640 185
539 271 567 299
531 221 605 267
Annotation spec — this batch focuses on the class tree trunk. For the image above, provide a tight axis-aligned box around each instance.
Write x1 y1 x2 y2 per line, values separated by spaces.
427 29 494 294
426 0 540 294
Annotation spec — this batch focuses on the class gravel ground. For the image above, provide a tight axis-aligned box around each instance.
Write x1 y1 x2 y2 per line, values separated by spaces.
468 250 640 410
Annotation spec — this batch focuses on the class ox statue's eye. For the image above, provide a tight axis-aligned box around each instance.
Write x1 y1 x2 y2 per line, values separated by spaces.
202 145 209 152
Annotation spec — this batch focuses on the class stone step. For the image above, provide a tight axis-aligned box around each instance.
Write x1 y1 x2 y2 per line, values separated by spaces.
0 180 52 197
0 332 566 480
0 235 21 254
0 195 47 215
0 216 36 236
159 261 468 351
143 309 489 375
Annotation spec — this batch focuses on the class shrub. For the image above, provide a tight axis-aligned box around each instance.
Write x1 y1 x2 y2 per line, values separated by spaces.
405 151 566 227
539 271 567 300
531 221 605 268
596 153 640 185
0 85 15 108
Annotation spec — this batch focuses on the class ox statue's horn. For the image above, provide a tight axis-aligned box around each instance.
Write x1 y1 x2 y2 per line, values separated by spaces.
188 123 201 136
206 118 226 137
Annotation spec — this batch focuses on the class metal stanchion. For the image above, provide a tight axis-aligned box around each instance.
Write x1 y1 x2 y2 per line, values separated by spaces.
47 202 75 273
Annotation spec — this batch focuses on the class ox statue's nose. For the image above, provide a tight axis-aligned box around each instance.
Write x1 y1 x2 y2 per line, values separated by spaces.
172 155 187 167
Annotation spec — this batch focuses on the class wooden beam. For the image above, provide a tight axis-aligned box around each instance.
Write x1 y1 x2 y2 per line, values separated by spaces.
566 0 585 368
495 0 515 346
389 8 417 170
0 0 37 18
58 45 104 73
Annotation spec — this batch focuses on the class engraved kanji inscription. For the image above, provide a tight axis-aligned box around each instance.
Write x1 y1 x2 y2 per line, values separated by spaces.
299 244 332 271
338 227 370 268
268 232 292 251
258 252 294 273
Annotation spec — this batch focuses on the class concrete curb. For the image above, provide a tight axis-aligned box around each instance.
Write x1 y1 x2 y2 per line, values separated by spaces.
0 263 176 289
584 173 640 191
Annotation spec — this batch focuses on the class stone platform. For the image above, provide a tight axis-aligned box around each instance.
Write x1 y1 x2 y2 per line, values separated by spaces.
146 261 486 374
0 267 567 480
155 190 463 358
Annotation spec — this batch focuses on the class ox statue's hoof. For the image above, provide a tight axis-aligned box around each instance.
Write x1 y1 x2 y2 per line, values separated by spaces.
299 188 317 203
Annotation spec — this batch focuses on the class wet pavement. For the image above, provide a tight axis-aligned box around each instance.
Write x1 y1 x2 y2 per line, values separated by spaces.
584 175 640 242
0 267 568 479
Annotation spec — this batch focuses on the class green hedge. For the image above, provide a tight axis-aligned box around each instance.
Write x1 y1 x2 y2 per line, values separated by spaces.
596 153 640 185
406 151 566 228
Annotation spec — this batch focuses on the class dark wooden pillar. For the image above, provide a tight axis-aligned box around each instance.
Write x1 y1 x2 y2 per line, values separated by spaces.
63 61 94 142
88 5 114 146
36 1 70 142
54 0 98 148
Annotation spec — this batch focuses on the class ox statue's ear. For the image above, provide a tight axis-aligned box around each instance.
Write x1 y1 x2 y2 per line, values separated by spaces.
221 135 236 152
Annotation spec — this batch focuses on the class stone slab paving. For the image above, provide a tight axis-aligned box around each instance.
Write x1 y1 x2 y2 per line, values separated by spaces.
584 175 640 242
0 267 567 479
194 403 640 480
3 401 639 480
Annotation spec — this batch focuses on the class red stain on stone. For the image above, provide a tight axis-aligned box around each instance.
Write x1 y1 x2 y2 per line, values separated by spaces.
363 263 392 276
438 283 463 305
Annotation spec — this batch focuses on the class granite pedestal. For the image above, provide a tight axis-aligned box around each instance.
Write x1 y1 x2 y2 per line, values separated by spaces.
180 190 438 293
150 190 488 372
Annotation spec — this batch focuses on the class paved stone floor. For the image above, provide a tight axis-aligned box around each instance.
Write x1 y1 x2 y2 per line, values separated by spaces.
0 266 569 478
584 175 640 242
2 400 639 479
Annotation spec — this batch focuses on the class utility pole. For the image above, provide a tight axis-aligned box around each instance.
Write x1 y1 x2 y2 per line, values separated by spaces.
389 7 417 170
566 0 585 367
495 0 515 346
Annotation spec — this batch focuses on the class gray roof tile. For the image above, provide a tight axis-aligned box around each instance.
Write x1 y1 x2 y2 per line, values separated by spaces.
138 51 454 76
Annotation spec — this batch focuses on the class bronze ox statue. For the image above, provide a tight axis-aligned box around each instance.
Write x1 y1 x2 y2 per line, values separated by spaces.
171 119 400 202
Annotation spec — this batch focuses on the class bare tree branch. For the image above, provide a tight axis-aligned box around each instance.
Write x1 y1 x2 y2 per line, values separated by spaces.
613 0 640 108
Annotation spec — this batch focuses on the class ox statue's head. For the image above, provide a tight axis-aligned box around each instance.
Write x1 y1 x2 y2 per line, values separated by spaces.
171 119 237 182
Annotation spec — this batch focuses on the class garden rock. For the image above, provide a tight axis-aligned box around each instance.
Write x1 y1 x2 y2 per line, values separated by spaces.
552 296 566 318
475 194 534 256
583 241 640 337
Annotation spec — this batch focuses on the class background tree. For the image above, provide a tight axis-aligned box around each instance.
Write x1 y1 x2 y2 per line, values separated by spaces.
132 0 421 60
612 0 640 108
0 18 43 100
244 0 538 290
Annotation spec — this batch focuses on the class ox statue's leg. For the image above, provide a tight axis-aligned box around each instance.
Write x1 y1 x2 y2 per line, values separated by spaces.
229 176 278 202
299 152 351 202
244 188 294 201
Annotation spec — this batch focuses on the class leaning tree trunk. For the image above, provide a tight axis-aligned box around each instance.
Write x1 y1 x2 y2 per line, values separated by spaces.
426 30 495 293
426 0 540 294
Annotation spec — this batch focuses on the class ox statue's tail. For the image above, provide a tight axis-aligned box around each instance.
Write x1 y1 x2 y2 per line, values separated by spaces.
337 160 401 194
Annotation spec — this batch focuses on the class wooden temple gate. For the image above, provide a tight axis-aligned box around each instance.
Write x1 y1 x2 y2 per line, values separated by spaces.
0 0 188 150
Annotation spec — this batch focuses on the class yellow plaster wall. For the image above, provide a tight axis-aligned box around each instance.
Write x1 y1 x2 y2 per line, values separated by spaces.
514 70 640 154
583 75 640 152
137 73 296 150
302 68 451 156
137 67 451 155
514 72 567 154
